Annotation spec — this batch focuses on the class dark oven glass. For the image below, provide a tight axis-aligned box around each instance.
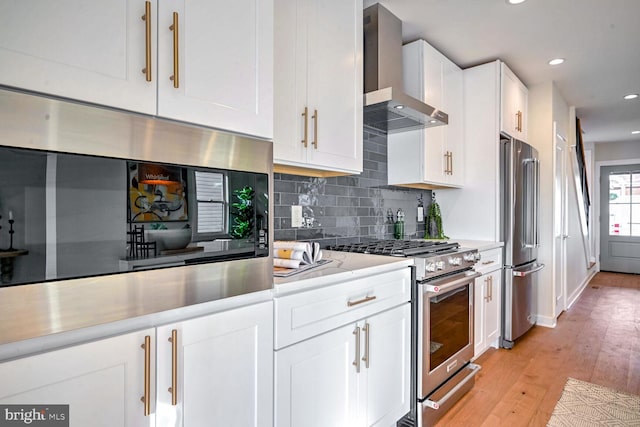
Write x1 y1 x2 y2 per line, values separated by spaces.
0 145 269 287
429 284 471 369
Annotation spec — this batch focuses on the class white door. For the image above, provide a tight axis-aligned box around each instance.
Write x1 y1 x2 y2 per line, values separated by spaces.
443 57 464 186
0 329 155 427
553 126 568 316
305 0 362 172
0 0 156 114
275 322 359 427
156 301 273 427
362 304 411 427
157 0 273 138
600 165 640 273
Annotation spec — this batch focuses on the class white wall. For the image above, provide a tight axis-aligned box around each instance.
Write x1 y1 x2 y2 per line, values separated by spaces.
528 82 595 326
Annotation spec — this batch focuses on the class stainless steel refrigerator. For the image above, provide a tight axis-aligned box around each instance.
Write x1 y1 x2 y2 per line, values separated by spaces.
500 134 545 349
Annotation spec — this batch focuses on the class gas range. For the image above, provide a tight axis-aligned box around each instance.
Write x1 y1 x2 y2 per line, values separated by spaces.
328 240 479 281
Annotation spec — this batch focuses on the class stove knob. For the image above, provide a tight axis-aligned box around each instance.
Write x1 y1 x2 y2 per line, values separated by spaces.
425 262 436 272
449 257 462 266
475 253 482 262
463 253 475 262
436 261 445 270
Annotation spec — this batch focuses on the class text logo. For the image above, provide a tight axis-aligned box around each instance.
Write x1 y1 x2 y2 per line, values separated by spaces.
0 405 69 427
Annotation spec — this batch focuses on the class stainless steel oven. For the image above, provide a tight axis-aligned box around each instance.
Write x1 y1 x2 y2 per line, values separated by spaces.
418 270 481 426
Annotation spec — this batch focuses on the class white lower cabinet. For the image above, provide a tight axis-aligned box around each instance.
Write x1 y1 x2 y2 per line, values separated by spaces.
0 328 156 427
274 267 411 427
0 300 273 427
156 301 274 427
474 248 503 358
275 304 409 427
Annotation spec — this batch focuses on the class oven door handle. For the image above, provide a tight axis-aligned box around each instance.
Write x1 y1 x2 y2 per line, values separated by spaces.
422 363 482 410
423 271 481 294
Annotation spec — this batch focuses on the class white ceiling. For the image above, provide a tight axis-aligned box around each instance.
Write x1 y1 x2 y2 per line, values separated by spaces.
363 0 640 144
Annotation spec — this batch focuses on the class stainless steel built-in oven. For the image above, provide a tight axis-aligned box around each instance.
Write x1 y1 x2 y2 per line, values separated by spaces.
418 270 481 426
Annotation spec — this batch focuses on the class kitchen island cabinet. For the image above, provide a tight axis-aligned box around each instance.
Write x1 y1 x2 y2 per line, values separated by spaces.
0 328 156 427
274 256 412 427
273 0 363 176
0 0 273 139
388 40 464 189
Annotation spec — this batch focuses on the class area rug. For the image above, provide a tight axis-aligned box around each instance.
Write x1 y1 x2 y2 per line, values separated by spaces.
547 377 640 426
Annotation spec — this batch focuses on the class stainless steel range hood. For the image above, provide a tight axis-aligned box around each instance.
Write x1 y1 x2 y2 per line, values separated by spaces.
363 4 448 134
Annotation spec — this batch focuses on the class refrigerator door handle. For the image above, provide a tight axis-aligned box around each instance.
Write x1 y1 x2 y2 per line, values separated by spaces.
522 158 536 249
512 263 545 277
534 159 541 247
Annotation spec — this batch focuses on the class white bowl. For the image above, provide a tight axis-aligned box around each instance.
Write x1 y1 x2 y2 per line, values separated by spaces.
145 228 192 252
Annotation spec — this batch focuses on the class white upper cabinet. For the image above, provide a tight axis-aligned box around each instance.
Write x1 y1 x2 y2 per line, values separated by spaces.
273 0 363 176
500 62 528 141
0 0 273 139
0 0 157 114
157 0 273 138
388 40 464 189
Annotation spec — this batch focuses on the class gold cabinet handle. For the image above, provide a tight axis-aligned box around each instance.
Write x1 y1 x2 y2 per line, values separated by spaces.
362 322 370 369
488 276 493 301
481 260 495 265
301 107 308 148
169 12 179 88
443 152 449 174
484 277 490 303
141 1 152 81
449 152 454 175
347 295 377 307
312 109 318 149
353 326 361 373
140 335 151 416
168 329 178 405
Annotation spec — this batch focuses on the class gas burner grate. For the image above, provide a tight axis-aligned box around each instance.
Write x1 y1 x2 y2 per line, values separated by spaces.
328 240 459 257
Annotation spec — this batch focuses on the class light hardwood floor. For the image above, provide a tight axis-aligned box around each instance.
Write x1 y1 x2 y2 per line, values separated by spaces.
435 271 640 426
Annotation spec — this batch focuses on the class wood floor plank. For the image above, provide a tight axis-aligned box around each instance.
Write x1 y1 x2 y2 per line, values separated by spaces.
433 272 640 426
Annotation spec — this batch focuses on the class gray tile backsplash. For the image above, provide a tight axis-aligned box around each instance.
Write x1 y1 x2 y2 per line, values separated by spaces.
273 131 432 248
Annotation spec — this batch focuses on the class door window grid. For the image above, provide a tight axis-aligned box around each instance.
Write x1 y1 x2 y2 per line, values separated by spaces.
608 171 640 236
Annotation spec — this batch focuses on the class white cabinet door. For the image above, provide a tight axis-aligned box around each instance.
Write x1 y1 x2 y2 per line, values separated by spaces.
0 329 155 427
156 301 273 427
474 269 502 358
275 322 359 427
388 40 463 189
500 63 528 141
473 275 487 357
157 0 273 138
273 0 362 175
443 57 464 187
485 269 502 347
362 304 411 427
0 0 156 114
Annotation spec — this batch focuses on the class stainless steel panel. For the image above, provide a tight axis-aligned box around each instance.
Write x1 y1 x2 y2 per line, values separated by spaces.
502 262 539 345
0 256 272 346
0 87 273 175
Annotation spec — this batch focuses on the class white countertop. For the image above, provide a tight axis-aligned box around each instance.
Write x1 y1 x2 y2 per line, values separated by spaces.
274 250 414 296
454 239 504 252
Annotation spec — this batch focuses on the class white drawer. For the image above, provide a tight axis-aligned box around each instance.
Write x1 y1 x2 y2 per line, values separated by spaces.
475 247 503 274
274 267 411 349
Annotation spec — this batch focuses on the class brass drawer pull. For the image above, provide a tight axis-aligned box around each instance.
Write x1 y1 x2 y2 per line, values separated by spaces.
140 335 151 416
353 326 361 373
362 322 370 369
347 295 377 307
301 107 308 147
168 329 178 405
169 12 179 88
141 1 152 81
481 260 495 265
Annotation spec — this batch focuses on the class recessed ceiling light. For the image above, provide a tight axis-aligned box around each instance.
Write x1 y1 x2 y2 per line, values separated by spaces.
632 130 640 135
506 0 526 4
624 94 639 100
548 58 565 66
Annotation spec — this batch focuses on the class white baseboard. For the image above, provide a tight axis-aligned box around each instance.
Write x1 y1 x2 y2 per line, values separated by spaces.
567 269 597 309
535 315 557 328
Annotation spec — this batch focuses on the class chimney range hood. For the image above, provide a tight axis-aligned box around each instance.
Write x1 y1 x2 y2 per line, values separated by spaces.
363 4 448 134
